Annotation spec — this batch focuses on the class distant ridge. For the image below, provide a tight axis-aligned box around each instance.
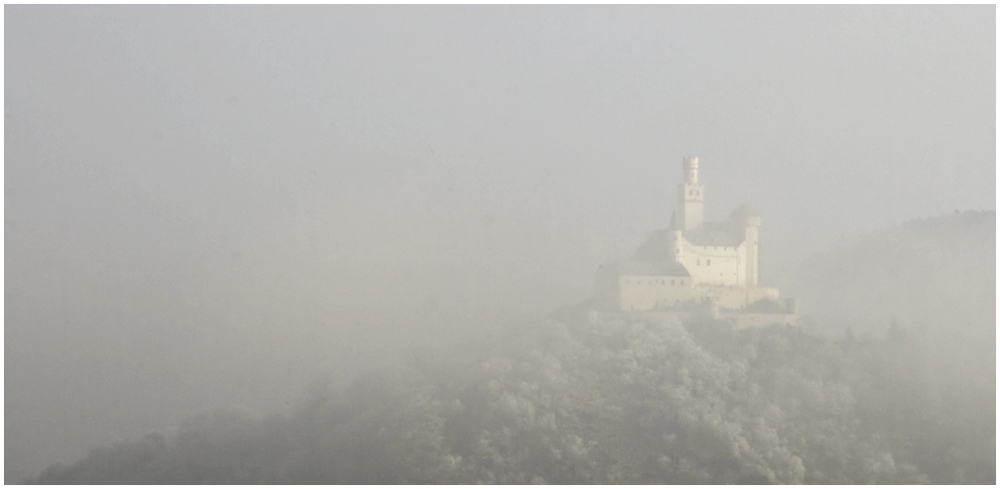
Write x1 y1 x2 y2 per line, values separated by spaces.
789 209 994 339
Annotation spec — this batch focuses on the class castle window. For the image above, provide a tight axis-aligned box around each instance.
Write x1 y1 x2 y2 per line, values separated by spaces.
707 259 711 266
671 279 675 285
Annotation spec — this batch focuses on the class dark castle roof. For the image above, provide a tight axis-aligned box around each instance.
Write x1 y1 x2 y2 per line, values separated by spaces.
632 229 674 261
633 221 745 254
635 202 760 249
683 222 745 247
619 259 690 277
728 202 761 221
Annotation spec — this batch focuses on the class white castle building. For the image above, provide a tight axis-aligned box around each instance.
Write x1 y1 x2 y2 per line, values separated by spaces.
597 157 794 319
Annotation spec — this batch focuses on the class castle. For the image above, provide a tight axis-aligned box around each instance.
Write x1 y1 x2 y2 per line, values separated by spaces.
597 157 796 323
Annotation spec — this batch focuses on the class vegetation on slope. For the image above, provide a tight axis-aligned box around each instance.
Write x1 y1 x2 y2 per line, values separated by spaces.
30 211 995 484
31 312 992 484
790 210 994 340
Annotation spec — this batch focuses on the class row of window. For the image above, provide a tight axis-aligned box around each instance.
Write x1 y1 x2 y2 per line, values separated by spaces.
688 246 740 253
692 257 747 265
623 278 687 286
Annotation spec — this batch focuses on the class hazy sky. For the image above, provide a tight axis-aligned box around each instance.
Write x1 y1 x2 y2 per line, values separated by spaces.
5 5 995 480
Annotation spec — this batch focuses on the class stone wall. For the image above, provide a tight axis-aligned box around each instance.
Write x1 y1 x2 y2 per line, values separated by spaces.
618 274 695 311
616 274 779 312
676 238 746 286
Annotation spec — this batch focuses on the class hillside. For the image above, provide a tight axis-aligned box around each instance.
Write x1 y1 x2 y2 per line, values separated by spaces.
788 210 994 340
28 212 996 484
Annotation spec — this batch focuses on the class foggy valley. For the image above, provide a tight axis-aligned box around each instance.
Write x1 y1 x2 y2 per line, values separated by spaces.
5 6 995 484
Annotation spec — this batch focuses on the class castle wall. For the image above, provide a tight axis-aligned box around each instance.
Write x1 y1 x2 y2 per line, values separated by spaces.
618 275 695 311
617 273 779 312
588 309 798 331
720 312 798 329
675 237 746 286
694 284 779 310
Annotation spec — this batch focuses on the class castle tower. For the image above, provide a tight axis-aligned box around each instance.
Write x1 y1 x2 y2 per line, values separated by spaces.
677 156 704 231
743 214 761 286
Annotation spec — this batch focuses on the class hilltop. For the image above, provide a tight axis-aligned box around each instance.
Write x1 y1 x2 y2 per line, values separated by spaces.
27 211 995 484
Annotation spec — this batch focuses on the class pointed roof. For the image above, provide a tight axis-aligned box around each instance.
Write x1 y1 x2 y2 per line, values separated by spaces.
729 202 761 221
632 229 674 261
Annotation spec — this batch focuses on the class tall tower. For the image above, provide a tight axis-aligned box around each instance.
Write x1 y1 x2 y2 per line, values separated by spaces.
677 156 704 231
743 215 761 286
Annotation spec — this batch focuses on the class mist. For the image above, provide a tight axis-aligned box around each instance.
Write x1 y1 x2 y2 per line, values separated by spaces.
5 5 995 483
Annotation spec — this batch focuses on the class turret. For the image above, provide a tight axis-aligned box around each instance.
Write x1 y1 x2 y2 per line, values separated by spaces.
743 215 760 286
732 204 761 287
684 156 699 184
668 228 684 263
677 156 704 231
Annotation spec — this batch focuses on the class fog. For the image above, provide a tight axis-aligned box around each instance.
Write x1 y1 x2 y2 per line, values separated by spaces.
5 5 995 483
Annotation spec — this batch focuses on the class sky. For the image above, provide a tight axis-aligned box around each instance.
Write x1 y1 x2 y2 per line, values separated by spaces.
4 5 995 481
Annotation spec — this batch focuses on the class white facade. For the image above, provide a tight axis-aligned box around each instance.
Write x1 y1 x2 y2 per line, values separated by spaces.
604 156 781 313
618 274 695 311
617 273 779 312
670 230 747 286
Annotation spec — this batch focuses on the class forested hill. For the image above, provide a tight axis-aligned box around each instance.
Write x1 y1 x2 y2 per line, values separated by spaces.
788 209 994 340
28 212 995 484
